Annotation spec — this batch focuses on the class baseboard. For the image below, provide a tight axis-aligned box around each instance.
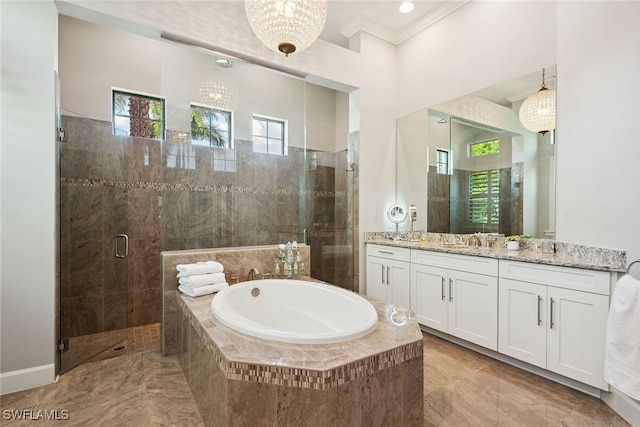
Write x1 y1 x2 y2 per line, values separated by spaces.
601 387 640 427
0 364 55 395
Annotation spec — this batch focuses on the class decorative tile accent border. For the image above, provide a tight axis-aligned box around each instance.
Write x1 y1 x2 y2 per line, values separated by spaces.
61 177 345 197
224 341 423 390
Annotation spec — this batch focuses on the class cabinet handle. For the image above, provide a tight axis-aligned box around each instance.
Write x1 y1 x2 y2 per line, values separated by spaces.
449 278 453 302
537 295 542 326
549 297 555 329
381 265 386 285
441 277 445 300
379 250 394 255
386 266 391 285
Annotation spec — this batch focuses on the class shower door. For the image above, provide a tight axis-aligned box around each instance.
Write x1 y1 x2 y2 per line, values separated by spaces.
59 110 129 373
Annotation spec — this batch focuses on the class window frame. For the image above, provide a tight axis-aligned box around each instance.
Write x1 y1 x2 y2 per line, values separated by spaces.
469 138 500 158
112 88 166 140
436 148 452 175
190 103 234 149
251 114 288 155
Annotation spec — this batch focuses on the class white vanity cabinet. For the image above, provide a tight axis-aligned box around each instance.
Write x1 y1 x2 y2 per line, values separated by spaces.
498 260 611 389
366 244 411 309
411 250 499 351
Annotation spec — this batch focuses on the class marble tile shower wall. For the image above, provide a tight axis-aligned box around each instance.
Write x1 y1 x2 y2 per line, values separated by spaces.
60 115 162 336
307 150 355 290
427 165 450 233
60 115 354 336
161 130 310 250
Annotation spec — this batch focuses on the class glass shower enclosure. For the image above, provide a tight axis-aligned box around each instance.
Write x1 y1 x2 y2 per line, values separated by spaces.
58 23 358 373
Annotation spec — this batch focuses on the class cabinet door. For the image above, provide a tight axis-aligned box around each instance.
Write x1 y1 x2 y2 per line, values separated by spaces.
411 263 448 333
449 270 498 351
498 279 547 368
386 258 411 309
366 256 390 303
547 287 609 389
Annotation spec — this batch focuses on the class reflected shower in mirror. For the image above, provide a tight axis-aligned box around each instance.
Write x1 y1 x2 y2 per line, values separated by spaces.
396 66 556 238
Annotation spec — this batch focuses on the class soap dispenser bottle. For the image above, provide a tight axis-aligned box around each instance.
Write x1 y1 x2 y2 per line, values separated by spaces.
296 252 305 274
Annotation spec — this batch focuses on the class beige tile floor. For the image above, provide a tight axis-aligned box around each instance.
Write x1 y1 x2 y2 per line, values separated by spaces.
421 333 629 426
1 330 630 426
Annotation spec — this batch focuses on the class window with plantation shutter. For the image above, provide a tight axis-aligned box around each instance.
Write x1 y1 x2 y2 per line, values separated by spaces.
469 170 499 224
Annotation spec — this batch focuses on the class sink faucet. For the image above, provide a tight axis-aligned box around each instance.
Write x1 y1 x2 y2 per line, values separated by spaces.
246 267 260 281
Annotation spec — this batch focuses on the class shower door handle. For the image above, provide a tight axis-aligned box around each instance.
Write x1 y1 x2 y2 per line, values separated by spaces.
115 234 129 259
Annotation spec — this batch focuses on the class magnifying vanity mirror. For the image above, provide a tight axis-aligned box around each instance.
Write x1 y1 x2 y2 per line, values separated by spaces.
387 204 408 225
396 66 556 238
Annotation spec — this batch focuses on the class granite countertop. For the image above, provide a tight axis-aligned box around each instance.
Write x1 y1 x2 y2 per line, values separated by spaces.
365 237 626 273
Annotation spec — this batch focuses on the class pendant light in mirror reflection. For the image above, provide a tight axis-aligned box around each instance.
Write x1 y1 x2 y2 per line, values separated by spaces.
193 65 239 111
244 0 328 56
518 68 556 135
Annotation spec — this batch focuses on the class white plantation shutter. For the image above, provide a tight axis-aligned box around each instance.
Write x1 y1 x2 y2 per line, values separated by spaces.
469 170 499 224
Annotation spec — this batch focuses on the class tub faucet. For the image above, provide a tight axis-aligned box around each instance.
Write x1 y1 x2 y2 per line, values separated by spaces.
246 267 260 281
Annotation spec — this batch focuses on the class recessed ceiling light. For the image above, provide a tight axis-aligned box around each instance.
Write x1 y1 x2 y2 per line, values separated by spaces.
399 1 414 13
215 58 233 68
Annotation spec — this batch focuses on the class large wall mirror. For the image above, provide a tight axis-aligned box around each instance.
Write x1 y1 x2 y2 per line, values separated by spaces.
396 67 556 238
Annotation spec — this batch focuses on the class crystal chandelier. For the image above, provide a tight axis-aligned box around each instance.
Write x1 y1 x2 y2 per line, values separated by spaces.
244 0 328 57
194 69 238 110
518 68 556 135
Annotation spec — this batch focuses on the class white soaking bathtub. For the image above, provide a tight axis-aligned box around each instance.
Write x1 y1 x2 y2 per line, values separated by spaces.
210 279 378 344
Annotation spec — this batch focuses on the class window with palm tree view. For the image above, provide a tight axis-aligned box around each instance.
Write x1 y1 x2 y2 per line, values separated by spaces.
191 105 233 148
112 90 165 140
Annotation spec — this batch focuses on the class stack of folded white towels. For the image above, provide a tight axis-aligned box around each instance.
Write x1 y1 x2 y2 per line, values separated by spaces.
176 260 228 297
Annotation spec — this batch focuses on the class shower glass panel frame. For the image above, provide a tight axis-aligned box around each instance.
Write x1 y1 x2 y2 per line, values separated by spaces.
59 109 130 373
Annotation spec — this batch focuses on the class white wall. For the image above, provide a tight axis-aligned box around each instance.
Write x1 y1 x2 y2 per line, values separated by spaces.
0 0 58 393
396 1 557 118
555 1 640 261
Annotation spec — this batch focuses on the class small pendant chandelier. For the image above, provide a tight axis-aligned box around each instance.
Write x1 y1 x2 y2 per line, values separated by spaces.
193 67 239 110
518 68 556 135
244 0 328 57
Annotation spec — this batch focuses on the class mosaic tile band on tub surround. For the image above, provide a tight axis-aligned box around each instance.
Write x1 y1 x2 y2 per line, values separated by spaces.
176 291 423 391
224 343 423 390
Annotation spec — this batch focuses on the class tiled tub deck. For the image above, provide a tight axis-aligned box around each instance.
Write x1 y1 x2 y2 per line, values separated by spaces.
175 290 424 426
